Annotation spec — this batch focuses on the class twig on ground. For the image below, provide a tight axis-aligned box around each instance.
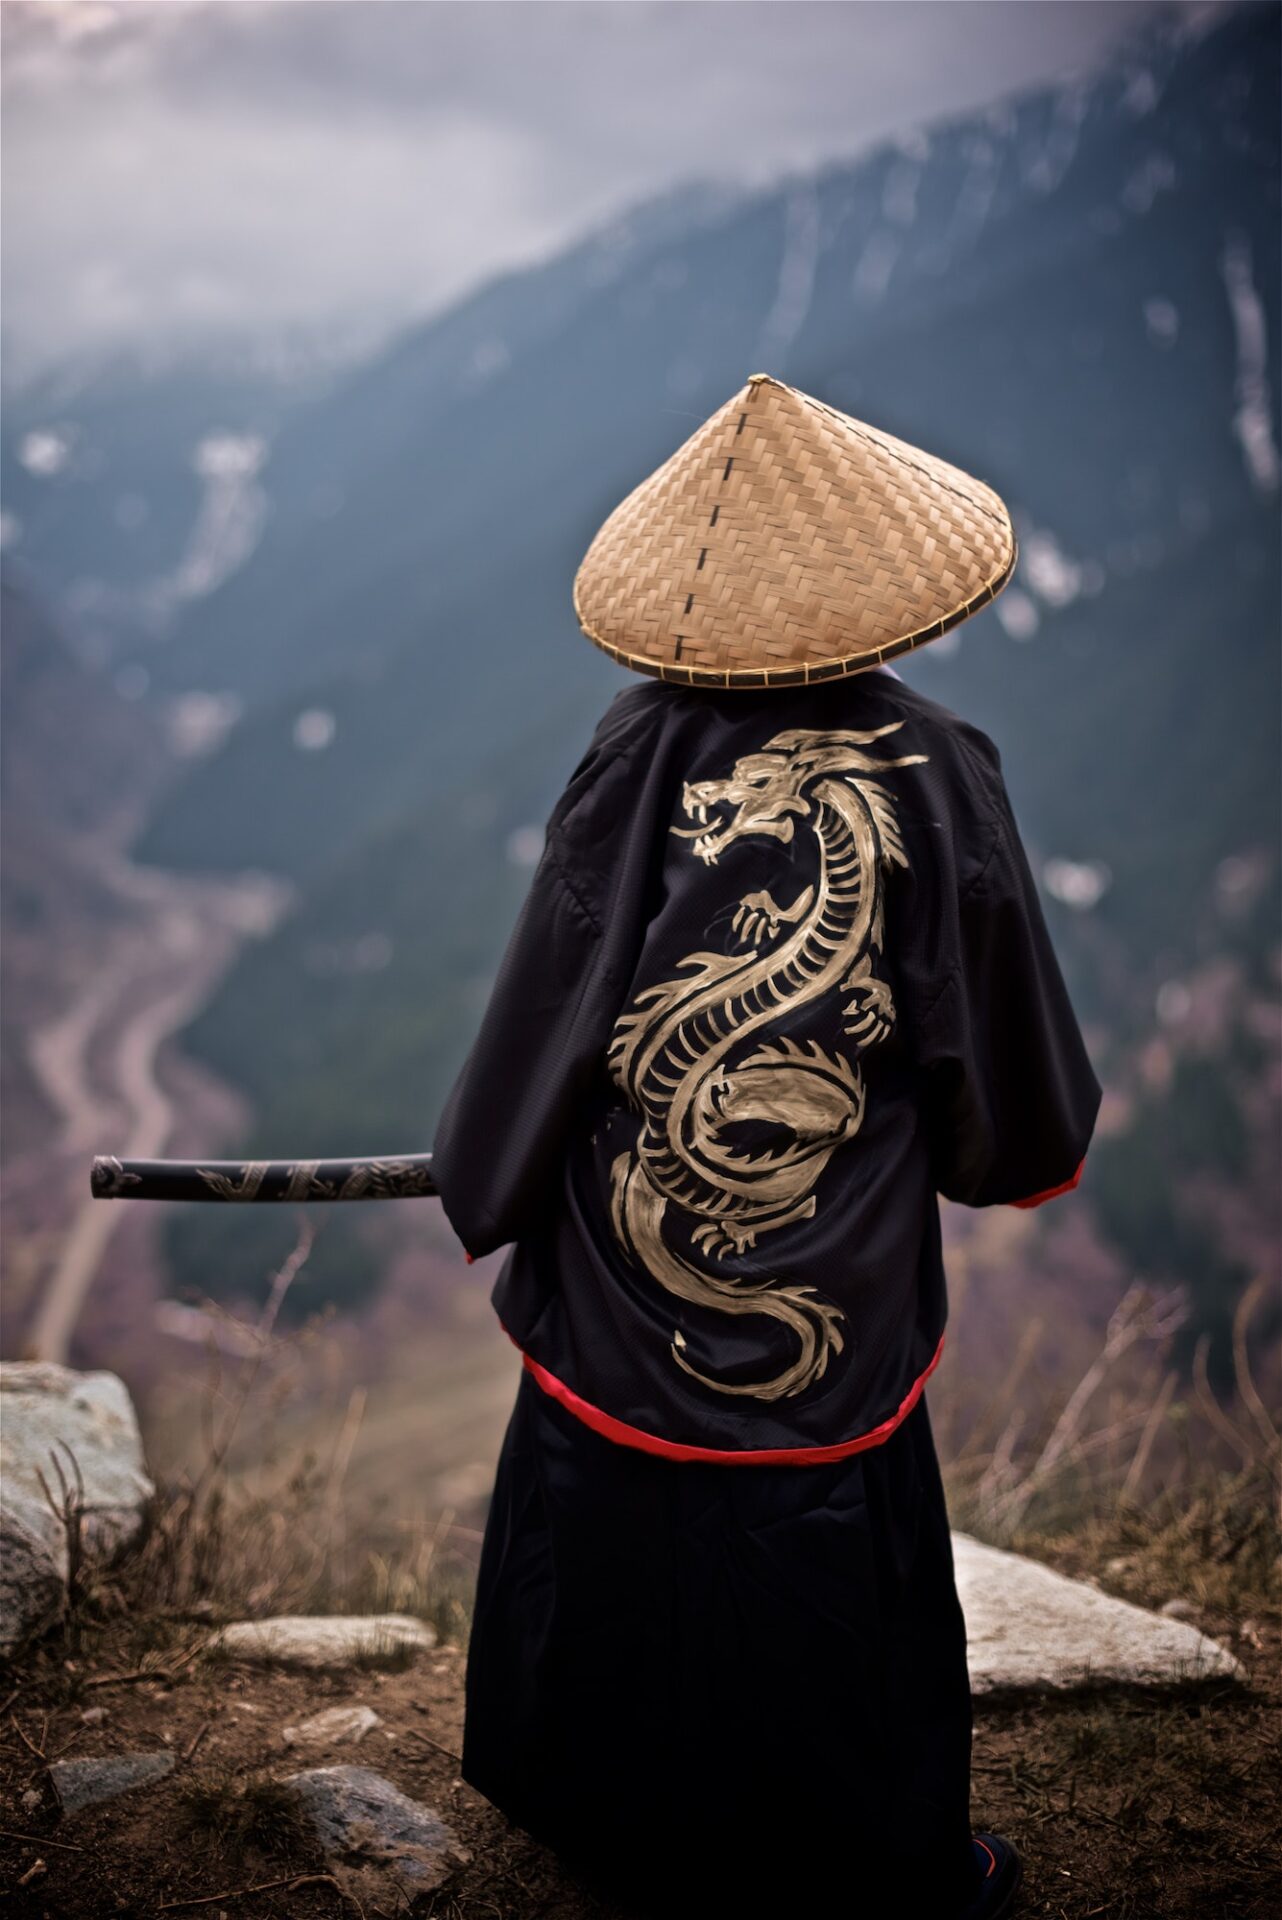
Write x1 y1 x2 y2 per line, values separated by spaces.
181 1717 213 1765
0 1829 85 1852
9 1713 46 1762
405 1729 462 1763
156 1870 357 1912
83 1639 206 1690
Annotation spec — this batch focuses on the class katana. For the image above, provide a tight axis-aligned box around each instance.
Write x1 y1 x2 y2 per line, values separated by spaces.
90 1153 438 1203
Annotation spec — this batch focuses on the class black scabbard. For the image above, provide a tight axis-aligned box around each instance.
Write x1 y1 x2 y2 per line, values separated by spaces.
90 1153 438 1203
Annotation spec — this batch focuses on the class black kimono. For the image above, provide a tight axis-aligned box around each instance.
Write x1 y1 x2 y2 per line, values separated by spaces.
432 669 1100 1914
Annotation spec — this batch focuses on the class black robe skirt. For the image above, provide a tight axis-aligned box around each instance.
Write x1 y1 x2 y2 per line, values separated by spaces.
462 1367 983 1917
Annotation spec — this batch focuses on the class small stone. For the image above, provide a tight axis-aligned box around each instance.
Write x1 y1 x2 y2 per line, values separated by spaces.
49 1751 174 1815
206 1614 435 1670
80 1707 106 1726
21 1787 41 1811
1104 1555 1133 1576
285 1764 462 1909
283 1705 382 1748
1160 1597 1197 1620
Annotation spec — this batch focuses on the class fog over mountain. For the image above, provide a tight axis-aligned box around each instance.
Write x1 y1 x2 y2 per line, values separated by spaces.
2 0 1192 378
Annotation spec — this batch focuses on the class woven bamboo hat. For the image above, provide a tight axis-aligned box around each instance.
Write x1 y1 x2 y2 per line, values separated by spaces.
573 372 1016 688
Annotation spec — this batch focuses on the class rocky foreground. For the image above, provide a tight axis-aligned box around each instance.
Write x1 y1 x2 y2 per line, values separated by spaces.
1 1363 1271 1919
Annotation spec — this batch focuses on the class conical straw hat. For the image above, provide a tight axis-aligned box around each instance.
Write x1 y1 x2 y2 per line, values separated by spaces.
573 372 1016 688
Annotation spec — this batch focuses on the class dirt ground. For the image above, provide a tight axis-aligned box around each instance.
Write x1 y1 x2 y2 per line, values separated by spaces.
1 1609 1277 1920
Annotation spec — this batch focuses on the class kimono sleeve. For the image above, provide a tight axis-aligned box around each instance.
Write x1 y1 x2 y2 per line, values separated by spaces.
430 829 618 1258
921 770 1102 1209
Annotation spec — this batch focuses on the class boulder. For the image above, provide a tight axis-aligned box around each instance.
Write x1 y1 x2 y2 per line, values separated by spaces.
0 1364 152 1653
953 1533 1243 1690
206 1614 436 1669
284 1764 463 1909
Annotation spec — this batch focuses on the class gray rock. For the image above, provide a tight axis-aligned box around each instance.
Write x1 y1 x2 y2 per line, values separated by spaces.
49 1751 174 1815
953 1533 1243 1690
206 1614 435 1669
284 1765 463 1909
283 1704 382 1747
0 1364 153 1653
1160 1596 1197 1620
0 1519 67 1658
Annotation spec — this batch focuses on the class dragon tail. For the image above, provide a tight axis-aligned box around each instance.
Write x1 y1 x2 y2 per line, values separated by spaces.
609 1155 845 1403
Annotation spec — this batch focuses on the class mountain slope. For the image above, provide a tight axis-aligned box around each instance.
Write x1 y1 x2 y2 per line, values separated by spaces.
122 5 1279 1319
138 4 1278 899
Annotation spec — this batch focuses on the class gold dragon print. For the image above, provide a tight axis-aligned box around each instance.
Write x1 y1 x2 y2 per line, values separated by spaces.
607 723 926 1402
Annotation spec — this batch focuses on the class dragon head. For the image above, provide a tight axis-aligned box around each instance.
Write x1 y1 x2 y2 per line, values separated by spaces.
675 750 806 864
672 723 921 865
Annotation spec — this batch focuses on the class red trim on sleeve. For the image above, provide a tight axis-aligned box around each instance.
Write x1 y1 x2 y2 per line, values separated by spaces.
502 1328 945 1466
1010 1155 1086 1210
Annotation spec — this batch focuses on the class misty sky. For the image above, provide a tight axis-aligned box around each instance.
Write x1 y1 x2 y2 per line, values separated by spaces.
3 1 1200 379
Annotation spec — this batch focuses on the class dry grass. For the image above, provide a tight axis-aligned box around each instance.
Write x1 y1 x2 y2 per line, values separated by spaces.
24 1222 479 1701
941 1275 1280 1630
173 1764 314 1864
933 1273 1281 1918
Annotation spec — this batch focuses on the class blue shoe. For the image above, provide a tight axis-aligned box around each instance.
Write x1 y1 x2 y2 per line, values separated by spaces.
960 1834 1023 1918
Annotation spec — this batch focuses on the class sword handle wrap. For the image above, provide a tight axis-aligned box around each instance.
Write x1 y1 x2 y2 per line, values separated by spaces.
90 1153 438 1203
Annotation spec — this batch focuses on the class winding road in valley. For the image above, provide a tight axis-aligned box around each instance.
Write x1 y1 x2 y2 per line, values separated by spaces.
19 840 289 1365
